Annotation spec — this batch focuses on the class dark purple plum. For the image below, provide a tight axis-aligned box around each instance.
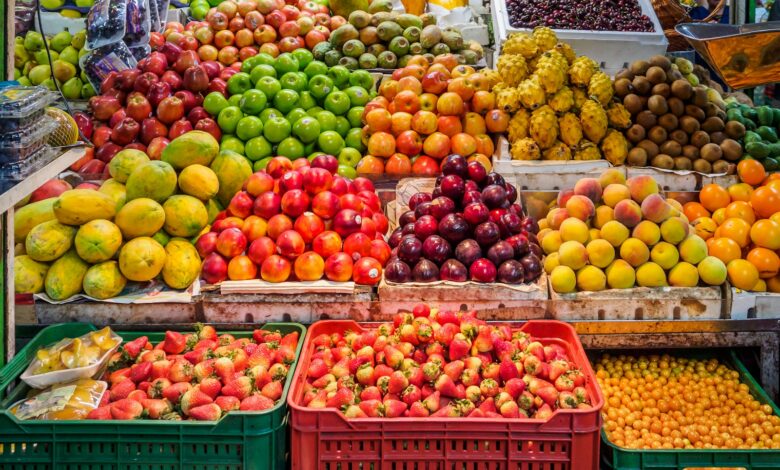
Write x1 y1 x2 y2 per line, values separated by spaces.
399 210 416 226
455 239 482 267
486 172 506 187
440 154 468 177
520 254 542 282
505 234 530 258
430 196 456 220
490 208 508 225
422 235 452 265
467 161 487 184
521 216 539 234
440 259 468 282
402 222 416 236
526 232 539 246
529 243 543 259
440 174 466 202
469 258 497 283
414 215 438 240
505 184 518 204
462 190 483 206
464 180 480 193
388 228 404 248
414 201 432 218
501 212 523 234
473 221 500 247
482 185 507 209
384 258 412 283
438 213 469 243
412 259 440 282
398 236 423 265
497 260 525 284
487 241 514 266
431 187 442 199
508 203 523 216
408 193 432 211
463 202 490 226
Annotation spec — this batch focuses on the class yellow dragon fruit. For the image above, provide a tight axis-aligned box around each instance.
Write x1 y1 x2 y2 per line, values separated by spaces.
588 71 614 106
517 77 546 110
496 87 521 113
569 56 599 87
600 129 629 165
508 109 530 141
543 141 573 160
532 27 558 52
574 140 602 160
511 138 541 160
534 62 566 94
548 87 574 113
572 87 589 110
530 105 559 149
503 33 538 59
558 113 583 147
497 54 529 87
554 42 576 64
606 102 632 129
580 100 608 143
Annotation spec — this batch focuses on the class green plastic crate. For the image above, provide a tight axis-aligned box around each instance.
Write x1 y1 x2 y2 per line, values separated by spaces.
602 350 780 470
0 322 306 470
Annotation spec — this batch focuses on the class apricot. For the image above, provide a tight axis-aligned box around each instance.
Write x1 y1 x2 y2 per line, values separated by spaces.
626 175 659 203
668 262 699 287
550 265 577 293
679 235 708 265
586 239 615 268
573 178 603 204
576 265 607 291
541 230 563 255
599 168 626 188
565 195 596 221
602 184 631 208
558 240 588 270
543 252 560 274
620 237 650 267
613 199 642 228
546 208 570 230
635 262 667 287
632 220 661 246
605 259 635 289
600 220 630 247
660 217 690 245
698 256 727 286
650 242 679 270
593 206 614 229
559 218 590 244
641 193 679 223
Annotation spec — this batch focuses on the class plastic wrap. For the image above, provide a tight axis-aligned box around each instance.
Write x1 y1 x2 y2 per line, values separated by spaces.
86 0 127 49
9 379 108 420
148 0 160 32
80 42 137 92
0 86 57 132
124 0 151 48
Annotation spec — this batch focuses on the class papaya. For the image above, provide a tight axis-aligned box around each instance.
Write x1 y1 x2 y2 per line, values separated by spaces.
757 105 775 127
162 239 202 289
74 219 122 263
163 195 209 237
26 220 77 262
206 199 222 224
125 161 178 203
177 164 219 201
746 141 771 159
45 250 89 300
118 236 166 282
108 149 149 183
757 126 778 143
53 189 116 225
152 230 171 246
161 131 219 170
210 150 252 207
83 261 127 299
115 198 166 239
99 179 127 212
14 198 56 243
14 255 49 294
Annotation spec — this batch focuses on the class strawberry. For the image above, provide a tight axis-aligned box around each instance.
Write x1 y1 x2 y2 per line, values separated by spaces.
110 398 143 420
196 323 218 341
141 398 173 419
162 331 187 355
189 403 222 421
269 363 288 381
275 345 296 365
523 355 542 376
404 366 424 388
87 406 112 420
151 360 173 380
326 387 355 408
447 334 470 361
573 386 589 404
436 310 459 326
460 369 480 387
122 336 149 360
478 397 496 414
416 323 433 343
372 364 393 380
558 391 578 409
434 375 463 398
479 378 500 398
110 379 136 401
525 341 545 361
139 349 166 363
312 374 335 389
482 363 500 381
433 322 459 344
455 399 475 417
499 400 520 418
534 403 553 420
280 331 299 348
442 360 464 381
137 381 151 394
463 356 482 372
494 392 513 409
180 388 214 416
422 362 441 383
465 385 481 403
307 358 328 379
430 405 460 417
259 331 280 343
358 399 384 417
387 370 409 394
215 395 241 412
527 377 553 394
248 347 274 370
330 358 350 378
128 361 152 384
231 349 249 370
468 409 486 418
360 386 382 402
504 378 526 399
565 369 586 387
162 382 192 403
401 384 422 406
536 386 559 407
383 345 404 369
426 342 444 357
253 329 272 343
240 394 275 411
383 399 407 418
423 391 440 412
214 357 235 382
127 390 147 402
109 368 131 385
306 390 328 408
260 380 283 401
543 343 567 361
148 378 172 398
408 401 430 417
412 303 430 318
554 374 575 392
169 360 194 383
252 367 272 389
459 317 481 339
398 323 418 345
222 376 254 400
197 377 222 399
376 376 390 393
548 359 570 382
184 349 208 365
343 404 368 418
499 359 520 382
193 359 215 381
493 340 517 362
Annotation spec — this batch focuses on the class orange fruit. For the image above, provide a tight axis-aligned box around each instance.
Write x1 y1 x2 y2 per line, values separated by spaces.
691 216 717 240
764 173 780 184
706 237 742 264
715 217 752 247
746 247 780 278
737 159 766 186
750 186 780 219
727 259 760 290
683 202 710 221
771 212 780 225
767 275 780 293
699 184 731 212
723 201 756 225
766 179 780 193
727 183 753 202
752 278 767 292
750 219 780 250
712 208 727 225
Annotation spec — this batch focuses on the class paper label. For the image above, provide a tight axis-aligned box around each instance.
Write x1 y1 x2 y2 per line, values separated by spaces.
13 385 76 420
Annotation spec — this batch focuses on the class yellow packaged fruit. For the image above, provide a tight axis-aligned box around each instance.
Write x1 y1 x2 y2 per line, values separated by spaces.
10 379 106 420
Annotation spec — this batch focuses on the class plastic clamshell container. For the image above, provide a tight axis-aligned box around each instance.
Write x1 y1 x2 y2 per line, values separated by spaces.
19 329 123 390
492 0 668 76
602 350 780 469
0 321 306 470
289 319 604 470
0 145 56 192
0 116 57 163
0 86 57 133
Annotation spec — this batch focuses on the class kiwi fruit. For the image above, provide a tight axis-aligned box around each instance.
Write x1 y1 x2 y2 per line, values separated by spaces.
700 142 723 162
690 130 710 148
651 154 675 169
636 110 658 129
648 126 668 145
667 97 685 116
630 60 650 76
649 55 672 71
693 159 712 173
658 113 679 131
648 95 669 116
627 147 648 166
716 109 727 121
682 145 700 159
704 103 719 118
671 80 693 100
640 96 649 108
725 120 746 139
674 157 693 170
652 83 671 98
685 105 706 122
710 131 726 145
637 140 660 158
668 69 684 82
712 160 732 174
646 66 667 85
701 116 725 133
670 129 689 146
660 140 682 157
623 94 643 115
626 124 646 143
632 76 652 95
720 138 743 161
692 87 708 107
679 115 701 134
613 78 632 98
615 68 635 81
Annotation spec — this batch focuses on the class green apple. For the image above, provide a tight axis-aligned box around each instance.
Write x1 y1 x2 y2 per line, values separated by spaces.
217 106 244 134
259 108 283 123
292 116 321 144
250 64 276 84
345 128 365 152
228 94 243 107
236 116 264 141
304 60 328 79
255 76 281 100
227 72 253 95
263 117 292 143
349 70 374 90
338 148 362 168
337 164 358 179
245 136 273 161
280 72 307 92
307 106 324 117
324 91 350 115
298 91 317 110
255 53 276 67
239 89 267 115
254 157 273 171
315 111 337 132
347 106 364 128
308 74 334 101
274 53 299 75
327 65 351 89
318 130 345 155
220 135 245 154
344 86 370 107
273 89 299 114
277 137 305 159
203 92 230 116
241 55 264 74
292 49 314 70
334 117 351 137
286 108 308 127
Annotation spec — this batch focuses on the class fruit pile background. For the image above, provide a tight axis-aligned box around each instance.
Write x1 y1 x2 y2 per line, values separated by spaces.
14 30 95 99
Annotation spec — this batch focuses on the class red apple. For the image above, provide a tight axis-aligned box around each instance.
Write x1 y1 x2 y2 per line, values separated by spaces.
146 136 170 160
216 227 247 258
88 96 122 121
95 142 123 162
144 51 169 76
30 179 72 203
248 236 276 265
195 118 222 141
201 252 229 284
161 70 183 91
111 118 140 146
147 81 172 108
195 231 218 257
168 118 193 139
324 252 353 282
174 90 198 113
157 96 185 125
134 72 159 95
276 230 305 258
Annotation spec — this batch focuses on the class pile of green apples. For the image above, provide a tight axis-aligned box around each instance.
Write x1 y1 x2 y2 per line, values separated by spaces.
204 49 375 178
14 29 96 99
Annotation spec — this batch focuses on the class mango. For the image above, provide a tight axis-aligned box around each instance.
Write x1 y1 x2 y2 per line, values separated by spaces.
679 235 707 265
600 220 629 247
632 220 661 246
53 189 116 226
602 184 630 207
162 239 202 289
593 205 614 229
660 217 690 245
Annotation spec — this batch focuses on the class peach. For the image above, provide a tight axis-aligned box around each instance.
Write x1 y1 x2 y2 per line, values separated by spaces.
626 175 659 203
586 239 615 268
228 255 257 280
556 189 574 208
437 116 462 137
635 262 667 287
632 220 661 246
276 230 305 258
474 134 494 156
600 221 630 247
391 112 413 135
602 184 631 208
550 265 576 293
353 257 383 285
605 259 635 289
260 254 291 282
423 132 451 159
565 195 596 221
471 91 495 114
573 178 602 204
559 218 590 244
324 252 353 282
650 242 679 270
660 217 689 245
619 237 650 267
599 168 626 188
576 265 607 291
343 232 371 261
451 133 477 156
462 112 486 136
640 193 680 224
593 205 614 229
369 239 392 265
242 215 268 242
613 199 642 228
365 108 392 133
294 212 325 243
558 240 588 270
546 208 570 230
436 92 465 116
540 230 562 255
393 90 421 114
312 230 342 259
411 111 438 135
419 93 438 112
668 262 699 287
679 235 707 264
294 251 325 281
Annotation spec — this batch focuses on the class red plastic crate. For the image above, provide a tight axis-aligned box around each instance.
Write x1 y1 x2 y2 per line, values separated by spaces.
288 319 604 470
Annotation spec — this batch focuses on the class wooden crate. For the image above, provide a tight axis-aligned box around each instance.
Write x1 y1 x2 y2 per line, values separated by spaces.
35 300 199 325
730 288 780 319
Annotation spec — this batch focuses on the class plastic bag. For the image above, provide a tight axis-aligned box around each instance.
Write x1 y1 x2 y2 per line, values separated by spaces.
10 379 107 420
13 0 37 36
130 44 152 61
157 0 170 28
148 0 160 32
80 42 138 92
124 0 151 48
86 0 127 49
